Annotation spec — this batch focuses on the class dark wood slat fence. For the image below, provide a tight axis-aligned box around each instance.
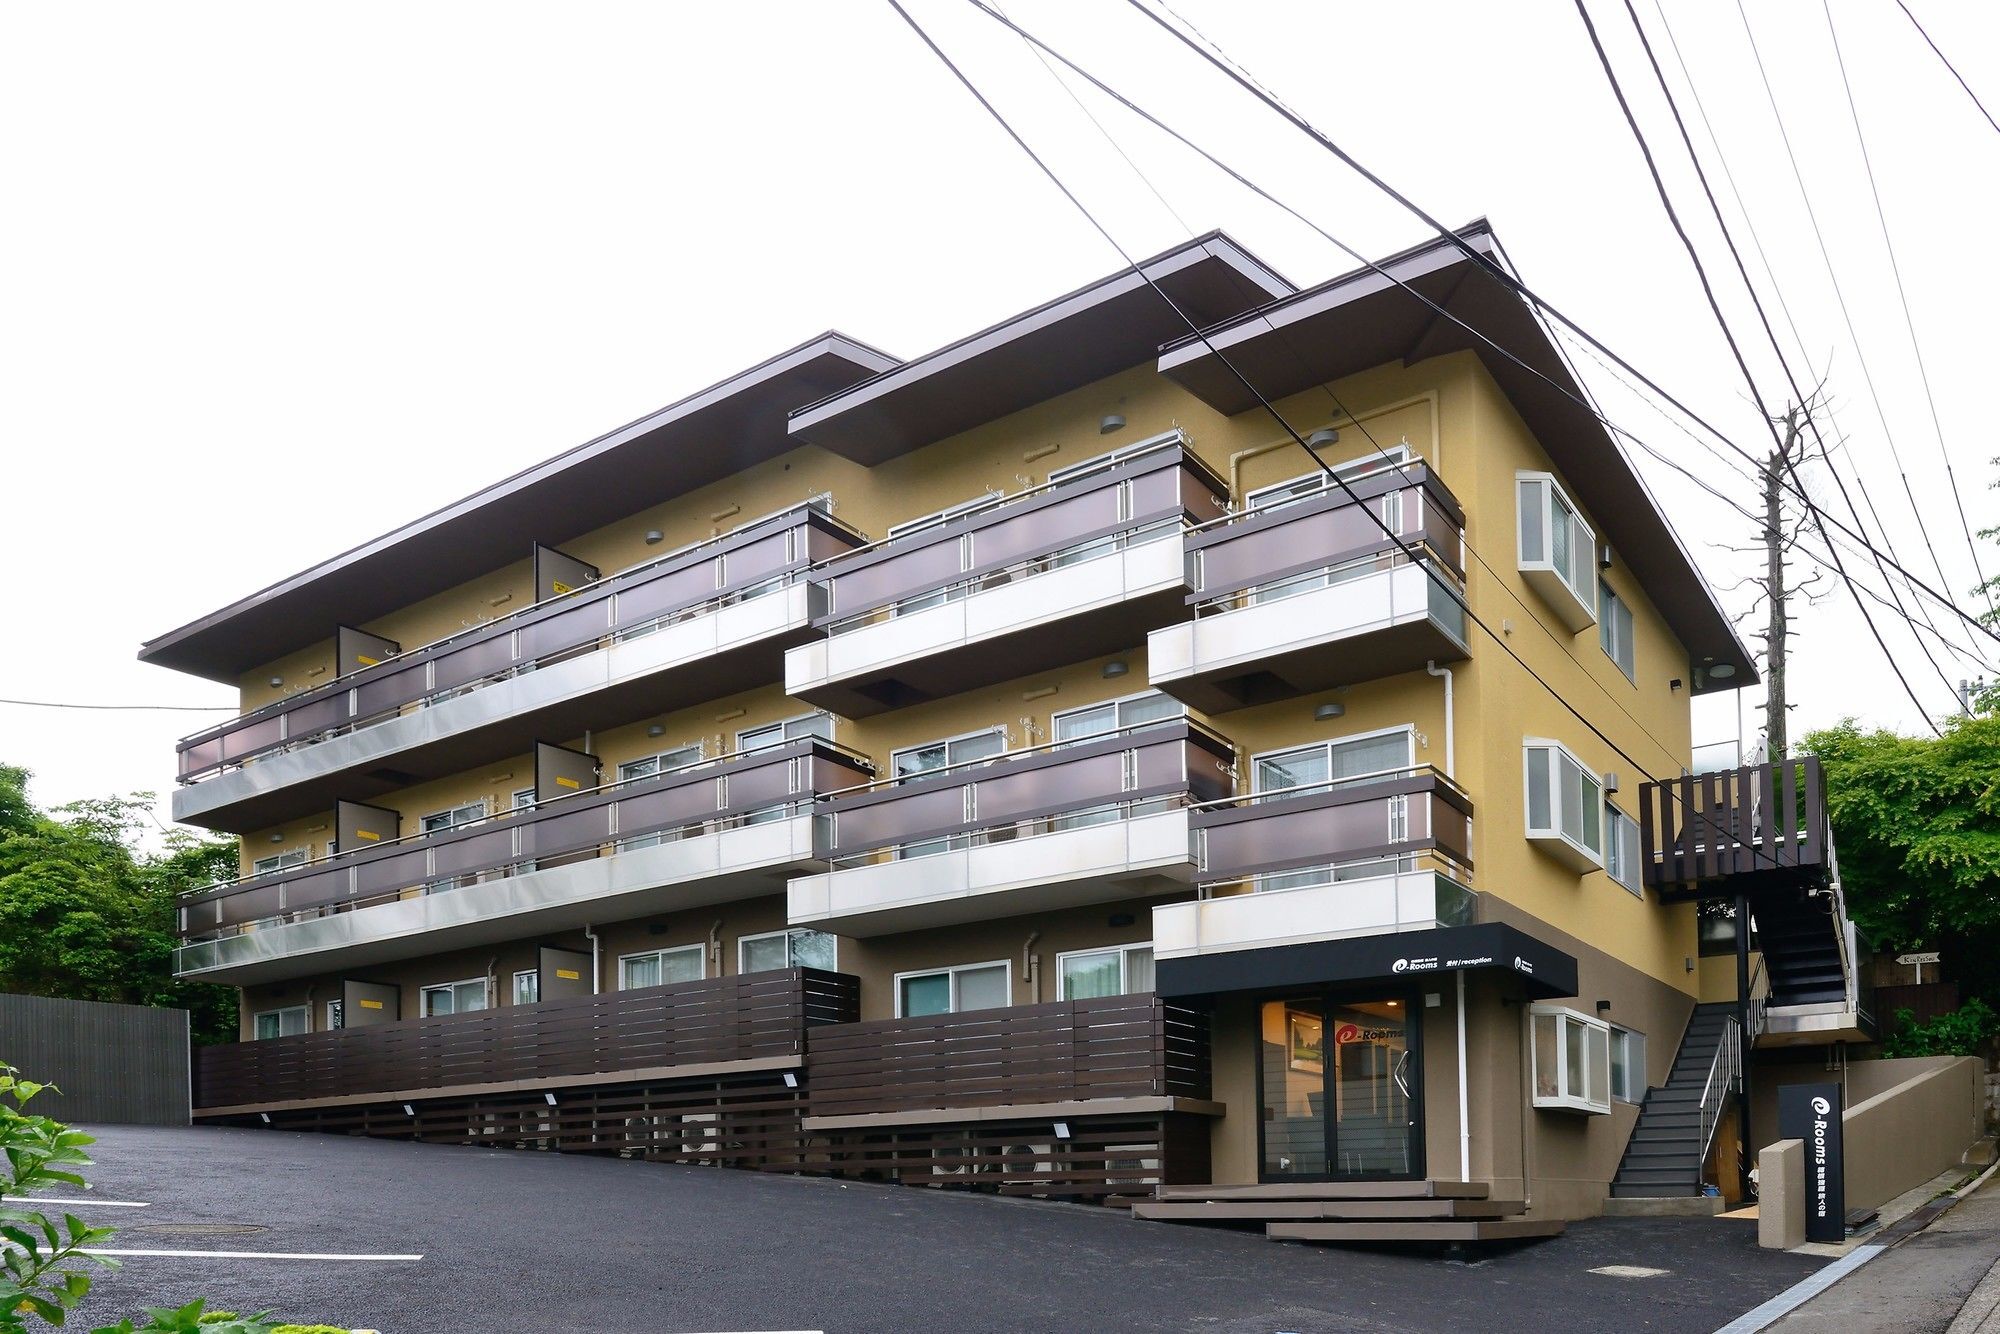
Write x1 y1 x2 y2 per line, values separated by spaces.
1638 758 1829 891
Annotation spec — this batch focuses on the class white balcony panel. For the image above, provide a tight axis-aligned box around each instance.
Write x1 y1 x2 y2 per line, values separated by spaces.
787 539 1182 696
1152 871 1457 961
1149 563 1453 690
789 809 1194 937
175 585 815 825
175 814 818 986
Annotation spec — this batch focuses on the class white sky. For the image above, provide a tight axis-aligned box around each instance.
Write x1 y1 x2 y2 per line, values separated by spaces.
4 0 1996 842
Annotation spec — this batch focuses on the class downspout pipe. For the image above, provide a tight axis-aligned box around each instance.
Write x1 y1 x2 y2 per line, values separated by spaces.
1425 661 1454 777
1457 971 1471 1182
1023 931 1041 1004
582 922 601 994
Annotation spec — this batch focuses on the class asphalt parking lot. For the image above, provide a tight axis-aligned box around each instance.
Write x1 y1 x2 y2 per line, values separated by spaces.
49 1124 1825 1333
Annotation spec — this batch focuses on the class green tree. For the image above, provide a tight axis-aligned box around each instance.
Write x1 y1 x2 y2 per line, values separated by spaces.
1804 711 2000 1003
0 767 237 1045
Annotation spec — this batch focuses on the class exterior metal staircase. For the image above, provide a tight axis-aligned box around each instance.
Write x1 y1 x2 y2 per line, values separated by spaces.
1610 1002 1744 1198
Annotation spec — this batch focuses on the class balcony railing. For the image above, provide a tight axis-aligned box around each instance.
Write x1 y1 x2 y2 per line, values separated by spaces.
178 737 874 947
804 994 1210 1119
1190 764 1473 890
1637 757 1829 891
810 431 1226 633
814 719 1235 868
176 501 865 784
193 968 859 1112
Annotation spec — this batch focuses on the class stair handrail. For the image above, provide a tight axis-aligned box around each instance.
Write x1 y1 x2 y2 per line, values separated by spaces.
1823 833 1863 1021
1697 1014 1743 1172
1745 955 1770 1045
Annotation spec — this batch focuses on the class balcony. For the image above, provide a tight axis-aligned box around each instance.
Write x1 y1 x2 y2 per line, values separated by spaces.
786 434 1227 717
1147 460 1469 713
788 720 1235 937
1636 757 1830 896
175 738 873 985
193 968 858 1115
172 502 865 832
1154 766 1476 961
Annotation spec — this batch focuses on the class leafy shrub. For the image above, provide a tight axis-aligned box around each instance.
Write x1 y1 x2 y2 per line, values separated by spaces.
1880 998 1998 1058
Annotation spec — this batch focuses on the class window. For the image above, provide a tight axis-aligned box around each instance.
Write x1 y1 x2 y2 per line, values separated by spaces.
252 1006 308 1040
1530 1005 1612 1114
1609 1026 1646 1103
1253 729 1413 796
1599 581 1635 680
512 788 537 811
738 712 833 754
1246 447 1408 514
887 492 1003 540
1605 803 1642 895
326 1000 344 1031
421 801 487 835
1524 739 1604 870
252 848 309 876
513 969 540 1006
1051 691 1183 745
890 729 1008 859
739 928 837 974
421 978 489 1017
618 745 703 783
619 944 705 991
1057 945 1155 1000
1517 471 1598 630
896 961 1010 1017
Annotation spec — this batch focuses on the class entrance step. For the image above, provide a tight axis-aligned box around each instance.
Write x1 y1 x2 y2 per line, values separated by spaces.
1269 1218 1565 1244
1154 1180 1490 1203
1134 1197 1526 1223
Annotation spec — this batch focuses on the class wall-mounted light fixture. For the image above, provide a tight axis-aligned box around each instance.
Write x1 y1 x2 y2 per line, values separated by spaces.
1595 999 1612 1013
1669 678 1684 692
1108 912 1136 928
1307 428 1341 449
1098 414 1126 435
267 676 283 688
1708 664 1736 680
267 832 284 843
1602 771 1620 794
1314 701 1346 721
1101 661 1130 680
644 530 664 545
647 724 666 738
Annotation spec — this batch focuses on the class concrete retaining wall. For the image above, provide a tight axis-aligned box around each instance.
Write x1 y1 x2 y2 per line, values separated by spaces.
1841 1055 1983 1212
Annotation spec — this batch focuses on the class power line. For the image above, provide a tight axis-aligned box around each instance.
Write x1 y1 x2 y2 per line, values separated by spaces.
0 697 235 713
1118 0 2000 659
1602 0 1962 711
890 0 1728 800
1894 0 2000 138
1822 0 1994 614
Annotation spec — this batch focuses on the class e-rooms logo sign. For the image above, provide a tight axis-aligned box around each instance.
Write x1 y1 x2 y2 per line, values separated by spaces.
1779 1083 1845 1243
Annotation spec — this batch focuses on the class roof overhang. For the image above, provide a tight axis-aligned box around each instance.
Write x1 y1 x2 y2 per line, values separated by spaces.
786 231 1292 464
1157 222 1757 692
140 332 900 683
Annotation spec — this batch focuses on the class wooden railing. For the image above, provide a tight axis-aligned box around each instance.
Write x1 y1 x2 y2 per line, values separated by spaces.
805 994 1211 1118
194 968 859 1111
1638 757 1829 890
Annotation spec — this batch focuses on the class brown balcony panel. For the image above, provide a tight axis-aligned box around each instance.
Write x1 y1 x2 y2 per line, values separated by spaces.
180 738 871 940
1639 758 1829 895
193 968 859 1113
792 444 1225 716
818 722 1234 862
1193 770 1473 885
804 994 1211 1119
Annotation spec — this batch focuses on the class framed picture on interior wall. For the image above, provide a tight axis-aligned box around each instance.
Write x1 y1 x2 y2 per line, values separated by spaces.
1288 1010 1325 1076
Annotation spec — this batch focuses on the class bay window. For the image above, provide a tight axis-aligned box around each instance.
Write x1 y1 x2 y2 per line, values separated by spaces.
1517 471 1598 631
1524 739 1605 871
1530 1004 1611 1114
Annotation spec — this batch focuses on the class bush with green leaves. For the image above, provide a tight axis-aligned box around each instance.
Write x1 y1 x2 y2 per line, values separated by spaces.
1880 998 1999 1059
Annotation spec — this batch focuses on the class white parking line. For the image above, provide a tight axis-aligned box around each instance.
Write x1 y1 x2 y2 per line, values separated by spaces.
82 1248 423 1261
6 1197 151 1209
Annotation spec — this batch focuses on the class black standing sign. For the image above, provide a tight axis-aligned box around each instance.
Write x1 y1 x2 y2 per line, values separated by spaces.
1778 1082 1845 1242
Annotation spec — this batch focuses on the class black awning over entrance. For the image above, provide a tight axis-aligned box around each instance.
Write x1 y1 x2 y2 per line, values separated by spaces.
1155 922 1579 1002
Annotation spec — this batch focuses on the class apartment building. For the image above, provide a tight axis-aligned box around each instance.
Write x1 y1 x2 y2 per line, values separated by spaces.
145 223 1863 1241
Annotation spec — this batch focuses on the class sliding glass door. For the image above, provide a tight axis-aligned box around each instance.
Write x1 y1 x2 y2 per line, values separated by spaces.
1257 993 1421 1181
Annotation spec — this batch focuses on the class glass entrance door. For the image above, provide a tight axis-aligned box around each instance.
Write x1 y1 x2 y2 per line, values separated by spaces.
1258 995 1419 1180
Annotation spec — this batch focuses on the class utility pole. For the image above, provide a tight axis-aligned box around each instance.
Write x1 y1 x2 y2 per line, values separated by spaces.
1762 427 1789 761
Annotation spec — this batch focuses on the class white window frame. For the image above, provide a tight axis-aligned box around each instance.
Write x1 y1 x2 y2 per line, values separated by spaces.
618 744 704 784
1054 944 1155 1000
512 787 537 811
1598 579 1636 682
890 726 1009 782
1245 446 1410 513
1529 1004 1612 1115
1609 1025 1646 1104
1523 738 1605 871
252 847 311 877
887 491 1005 540
325 999 344 1031
512 968 540 1006
1050 690 1184 746
1250 724 1416 795
1604 802 1642 896
617 943 706 992
253 1005 308 1040
420 800 488 835
420 976 491 1017
737 711 834 754
737 928 838 974
1516 470 1598 629
893 959 1012 1018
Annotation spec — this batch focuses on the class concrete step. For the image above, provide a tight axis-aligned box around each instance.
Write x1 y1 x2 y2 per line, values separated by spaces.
1134 1197 1526 1223
1269 1218 1565 1244
1610 1181 1707 1199
1154 1180 1492 1202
